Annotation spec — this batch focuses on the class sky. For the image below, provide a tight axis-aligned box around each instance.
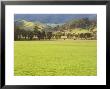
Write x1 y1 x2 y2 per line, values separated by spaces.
14 14 97 24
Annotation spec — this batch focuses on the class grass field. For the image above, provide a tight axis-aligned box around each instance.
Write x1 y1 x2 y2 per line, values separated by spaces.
14 40 97 76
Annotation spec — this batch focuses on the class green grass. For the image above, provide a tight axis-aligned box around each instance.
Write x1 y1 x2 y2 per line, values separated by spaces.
14 40 97 76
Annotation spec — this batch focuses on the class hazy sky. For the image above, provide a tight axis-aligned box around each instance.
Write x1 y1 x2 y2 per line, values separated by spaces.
14 14 97 24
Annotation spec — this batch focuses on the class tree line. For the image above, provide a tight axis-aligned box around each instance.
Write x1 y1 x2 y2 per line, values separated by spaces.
14 17 97 40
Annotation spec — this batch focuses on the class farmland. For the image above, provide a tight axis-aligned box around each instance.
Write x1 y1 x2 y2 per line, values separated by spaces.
14 40 97 76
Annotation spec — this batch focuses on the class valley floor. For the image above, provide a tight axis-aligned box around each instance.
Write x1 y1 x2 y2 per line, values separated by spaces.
14 40 97 76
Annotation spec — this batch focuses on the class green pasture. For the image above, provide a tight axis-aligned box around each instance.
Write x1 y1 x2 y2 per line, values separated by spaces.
14 40 97 76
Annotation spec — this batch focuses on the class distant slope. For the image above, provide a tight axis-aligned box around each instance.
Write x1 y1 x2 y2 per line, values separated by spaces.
15 20 45 31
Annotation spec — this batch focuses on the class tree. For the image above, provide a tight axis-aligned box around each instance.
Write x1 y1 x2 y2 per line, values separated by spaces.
34 25 42 40
14 25 19 40
42 31 46 39
14 25 22 40
55 32 62 39
47 32 52 40
37 31 42 40
27 30 34 40
21 29 28 39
